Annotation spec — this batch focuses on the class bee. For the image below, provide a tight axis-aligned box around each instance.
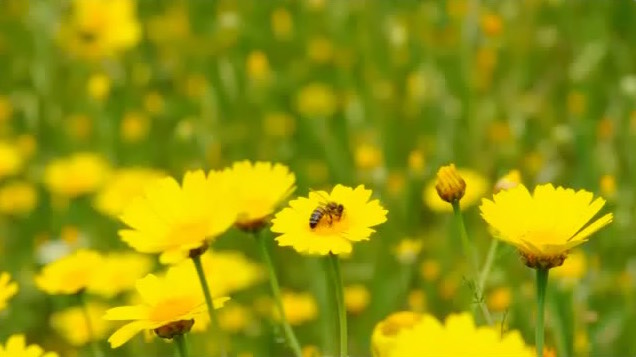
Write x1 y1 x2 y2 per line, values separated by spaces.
309 201 344 229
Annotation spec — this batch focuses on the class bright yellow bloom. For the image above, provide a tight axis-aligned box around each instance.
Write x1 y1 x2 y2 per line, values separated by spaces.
372 312 534 357
296 83 337 118
104 271 229 348
480 184 613 269
271 184 388 255
50 302 111 346
43 152 110 198
34 249 103 295
0 272 18 312
221 161 295 231
0 181 38 216
424 167 489 212
344 284 370 314
0 334 58 357
93 168 164 218
88 252 153 298
118 170 237 264
58 0 141 59
0 142 23 179
278 291 318 326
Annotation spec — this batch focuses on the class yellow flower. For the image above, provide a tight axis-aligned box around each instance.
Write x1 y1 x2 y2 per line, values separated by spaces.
481 13 503 37
424 167 489 212
87 72 111 101
354 143 383 170
0 272 18 312
50 302 111 346
43 152 110 198
392 239 422 264
118 170 237 264
296 83 337 118
88 252 153 298
271 184 388 255
434 164 466 203
373 312 534 357
278 291 318 326
221 161 295 231
487 287 512 312
59 0 141 59
0 142 23 179
120 111 150 143
263 112 296 138
419 259 441 282
371 311 422 357
307 36 334 64
34 249 103 295
494 169 522 193
104 272 229 348
344 284 370 314
599 174 616 199
193 303 251 334
271 8 293 40
0 334 58 357
0 181 38 216
480 184 613 269
93 168 164 218
246 51 271 83
552 250 587 282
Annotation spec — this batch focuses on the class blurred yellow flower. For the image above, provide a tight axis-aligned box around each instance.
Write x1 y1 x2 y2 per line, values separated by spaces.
371 311 422 357
0 142 23 179
424 167 488 212
599 174 616 199
407 150 426 174
50 302 111 346
15 134 37 160
407 290 427 312
0 96 13 123
0 272 18 312
272 184 388 255
392 239 422 264
43 152 110 198
419 259 441 282
93 168 164 218
0 181 38 216
118 170 237 264
0 334 58 357
487 287 512 312
354 143 383 170
481 13 503 37
104 272 229 348
88 252 153 298
307 36 334 64
246 51 271 83
120 111 150 143
480 184 613 269
222 161 295 231
302 345 321 357
87 72 111 101
552 250 587 282
271 8 294 40
373 312 534 357
344 284 370 314
147 5 190 45
296 83 337 118
193 303 252 334
277 291 318 326
263 112 296 138
59 0 141 59
34 249 103 295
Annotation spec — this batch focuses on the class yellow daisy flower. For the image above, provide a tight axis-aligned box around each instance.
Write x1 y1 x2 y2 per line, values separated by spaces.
222 161 296 231
118 170 237 264
0 142 23 179
0 272 18 312
278 291 318 326
93 168 164 218
0 334 58 357
50 302 112 346
424 167 489 212
344 284 370 314
43 152 111 198
34 249 103 295
372 312 534 357
87 252 153 298
480 184 613 269
0 181 38 217
271 184 387 255
104 271 229 348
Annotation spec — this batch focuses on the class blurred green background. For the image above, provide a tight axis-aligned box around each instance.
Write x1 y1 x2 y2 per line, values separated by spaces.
1 0 636 356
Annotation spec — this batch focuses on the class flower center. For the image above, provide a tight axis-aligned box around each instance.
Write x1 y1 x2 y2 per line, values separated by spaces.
310 202 348 234
166 221 209 248
149 296 198 323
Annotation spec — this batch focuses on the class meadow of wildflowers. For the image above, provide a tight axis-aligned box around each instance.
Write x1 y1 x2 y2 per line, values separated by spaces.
0 0 634 356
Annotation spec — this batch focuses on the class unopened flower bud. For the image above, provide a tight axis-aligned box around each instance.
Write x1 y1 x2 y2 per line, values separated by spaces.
435 164 466 203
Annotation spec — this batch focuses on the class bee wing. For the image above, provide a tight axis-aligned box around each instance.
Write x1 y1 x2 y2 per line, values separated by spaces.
308 187 331 206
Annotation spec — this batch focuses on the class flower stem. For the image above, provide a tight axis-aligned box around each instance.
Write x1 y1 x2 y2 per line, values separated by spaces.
477 239 499 294
255 232 302 357
535 268 549 357
174 334 189 357
77 291 102 357
328 253 348 357
191 254 227 357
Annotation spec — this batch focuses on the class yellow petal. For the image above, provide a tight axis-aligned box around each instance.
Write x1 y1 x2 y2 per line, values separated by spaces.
108 320 149 348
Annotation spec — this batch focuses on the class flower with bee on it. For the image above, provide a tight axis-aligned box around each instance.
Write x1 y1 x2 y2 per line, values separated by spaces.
271 184 387 256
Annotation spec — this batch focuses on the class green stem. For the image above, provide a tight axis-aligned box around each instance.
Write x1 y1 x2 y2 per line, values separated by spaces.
477 239 499 294
77 292 102 357
173 334 189 357
255 232 303 357
191 254 227 357
328 253 348 357
535 268 549 357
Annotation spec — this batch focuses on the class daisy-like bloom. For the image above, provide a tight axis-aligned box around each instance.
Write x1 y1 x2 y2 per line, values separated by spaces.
344 284 370 314
0 181 38 217
372 312 534 357
34 249 103 295
93 168 164 218
271 184 388 255
0 272 18 312
104 270 229 348
278 291 318 326
221 161 295 231
43 152 111 199
118 170 237 264
480 184 613 269
424 166 489 212
0 334 58 357
87 252 153 298
50 302 112 346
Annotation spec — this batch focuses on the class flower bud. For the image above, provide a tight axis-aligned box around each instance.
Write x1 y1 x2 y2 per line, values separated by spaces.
435 164 466 203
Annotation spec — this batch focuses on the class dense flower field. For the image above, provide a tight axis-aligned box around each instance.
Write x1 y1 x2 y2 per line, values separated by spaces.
0 0 635 356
